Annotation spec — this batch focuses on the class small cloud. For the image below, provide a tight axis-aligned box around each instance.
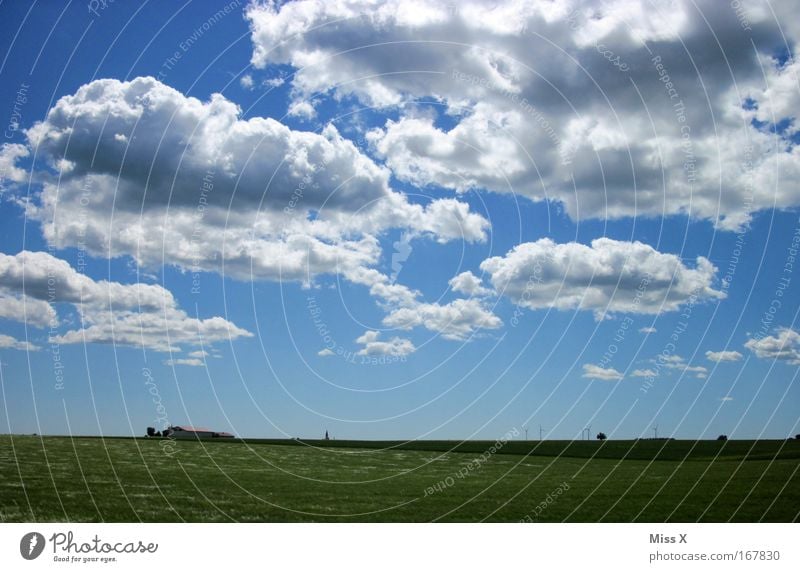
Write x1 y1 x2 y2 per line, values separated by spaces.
631 368 657 378
264 76 285 88
653 354 708 377
318 348 335 357
382 297 501 341
356 331 380 345
355 330 416 357
720 396 734 402
288 100 316 119
449 271 492 297
240 74 254 90
686 365 708 375
187 349 210 359
0 334 39 352
706 350 743 363
164 358 205 367
745 328 800 365
582 363 623 381
639 326 657 334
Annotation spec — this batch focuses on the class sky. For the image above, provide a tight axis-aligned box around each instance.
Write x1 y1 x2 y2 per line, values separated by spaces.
0 0 799 441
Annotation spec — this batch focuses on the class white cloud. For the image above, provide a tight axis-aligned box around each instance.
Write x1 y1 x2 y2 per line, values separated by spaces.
720 396 734 402
7 77 495 346
631 368 657 378
0 143 29 186
16 77 488 281
164 358 205 367
355 330 416 356
706 350 743 363
382 297 502 341
448 271 491 297
23 76 389 216
639 326 657 334
481 238 723 318
655 354 708 378
1 250 167 309
686 367 709 378
582 364 623 381
288 99 316 119
0 251 251 353
317 348 335 357
263 76 285 88
367 110 529 194
239 74 254 89
745 328 800 365
187 349 211 359
246 0 800 231
410 199 489 245
0 334 39 352
0 290 57 328
49 308 251 354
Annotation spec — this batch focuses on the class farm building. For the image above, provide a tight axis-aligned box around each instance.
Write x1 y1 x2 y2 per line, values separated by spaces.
162 425 235 439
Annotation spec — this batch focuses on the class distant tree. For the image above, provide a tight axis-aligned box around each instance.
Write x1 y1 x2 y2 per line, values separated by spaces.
155 430 162 437
596 432 607 440
717 434 728 441
146 427 156 437
796 434 800 440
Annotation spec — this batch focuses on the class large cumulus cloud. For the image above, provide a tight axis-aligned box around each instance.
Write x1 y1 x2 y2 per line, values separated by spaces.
246 0 800 230
18 76 489 283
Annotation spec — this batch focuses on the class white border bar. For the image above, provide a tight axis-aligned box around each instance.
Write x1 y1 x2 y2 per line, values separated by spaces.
1 523 798 571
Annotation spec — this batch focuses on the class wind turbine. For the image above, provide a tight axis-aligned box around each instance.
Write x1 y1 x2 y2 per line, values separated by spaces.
653 424 659 440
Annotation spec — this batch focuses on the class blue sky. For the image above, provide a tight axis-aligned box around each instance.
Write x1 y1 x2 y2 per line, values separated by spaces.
1 0 799 440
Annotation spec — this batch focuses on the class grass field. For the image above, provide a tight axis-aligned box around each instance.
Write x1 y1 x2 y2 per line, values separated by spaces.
1 435 798 522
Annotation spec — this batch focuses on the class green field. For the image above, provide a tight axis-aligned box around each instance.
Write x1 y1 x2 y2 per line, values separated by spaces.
1 436 798 522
